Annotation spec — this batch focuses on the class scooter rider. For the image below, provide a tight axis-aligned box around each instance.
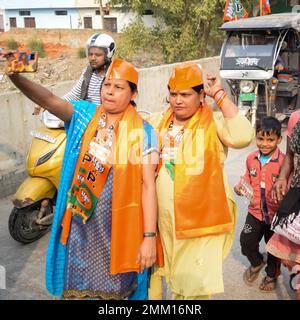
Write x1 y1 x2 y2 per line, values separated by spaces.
63 32 116 105
35 33 116 125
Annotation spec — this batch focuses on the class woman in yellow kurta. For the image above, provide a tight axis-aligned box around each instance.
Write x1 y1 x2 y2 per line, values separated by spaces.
148 63 253 299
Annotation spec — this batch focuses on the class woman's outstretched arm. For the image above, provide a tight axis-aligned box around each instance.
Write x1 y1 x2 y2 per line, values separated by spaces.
8 73 74 122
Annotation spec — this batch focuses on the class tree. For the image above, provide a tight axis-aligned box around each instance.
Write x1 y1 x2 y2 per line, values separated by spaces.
241 1 260 17
95 0 105 28
110 0 227 63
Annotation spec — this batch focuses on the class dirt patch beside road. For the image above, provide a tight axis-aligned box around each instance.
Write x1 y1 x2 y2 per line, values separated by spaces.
0 28 119 92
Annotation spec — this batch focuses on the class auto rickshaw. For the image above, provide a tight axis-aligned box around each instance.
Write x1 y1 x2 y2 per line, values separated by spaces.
220 13 300 127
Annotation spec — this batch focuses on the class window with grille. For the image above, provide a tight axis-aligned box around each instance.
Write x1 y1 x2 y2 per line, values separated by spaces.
19 10 31 16
55 10 68 16
95 9 110 15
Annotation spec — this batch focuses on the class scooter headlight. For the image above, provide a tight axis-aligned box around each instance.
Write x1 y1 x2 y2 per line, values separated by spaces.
240 80 254 93
36 149 57 166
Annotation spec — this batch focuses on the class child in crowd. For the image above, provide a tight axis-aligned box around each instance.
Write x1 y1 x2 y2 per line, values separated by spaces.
234 117 284 292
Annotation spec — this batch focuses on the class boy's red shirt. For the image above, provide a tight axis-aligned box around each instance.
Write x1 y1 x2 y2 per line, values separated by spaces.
242 147 285 222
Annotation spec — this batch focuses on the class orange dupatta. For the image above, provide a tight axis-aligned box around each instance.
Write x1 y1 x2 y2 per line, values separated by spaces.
61 105 163 274
158 103 233 239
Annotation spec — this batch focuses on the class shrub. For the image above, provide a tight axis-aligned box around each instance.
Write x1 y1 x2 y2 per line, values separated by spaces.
6 37 18 50
28 39 45 57
77 47 86 59
116 18 164 67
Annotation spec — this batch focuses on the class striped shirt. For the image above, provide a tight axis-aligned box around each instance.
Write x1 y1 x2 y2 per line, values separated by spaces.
62 67 105 105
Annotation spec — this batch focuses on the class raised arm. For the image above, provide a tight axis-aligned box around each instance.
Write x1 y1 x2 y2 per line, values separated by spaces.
7 73 73 122
205 75 253 148
204 74 239 119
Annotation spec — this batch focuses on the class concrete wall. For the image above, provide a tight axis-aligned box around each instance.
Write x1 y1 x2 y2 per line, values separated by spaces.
137 57 220 112
0 56 220 197
0 82 73 169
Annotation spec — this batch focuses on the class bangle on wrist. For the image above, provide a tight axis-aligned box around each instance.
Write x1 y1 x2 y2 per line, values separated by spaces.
216 92 227 109
143 232 157 238
214 90 225 101
214 91 225 103
213 88 224 99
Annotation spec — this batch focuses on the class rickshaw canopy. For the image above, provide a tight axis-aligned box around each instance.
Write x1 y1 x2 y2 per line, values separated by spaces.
220 13 300 32
220 14 300 80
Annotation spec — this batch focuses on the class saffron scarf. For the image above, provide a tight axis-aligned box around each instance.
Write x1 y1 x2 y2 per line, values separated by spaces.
61 104 146 274
158 103 233 239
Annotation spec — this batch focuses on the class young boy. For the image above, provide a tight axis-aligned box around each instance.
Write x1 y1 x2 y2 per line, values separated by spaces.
234 117 284 292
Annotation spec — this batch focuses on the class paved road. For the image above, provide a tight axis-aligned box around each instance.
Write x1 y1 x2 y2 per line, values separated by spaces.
0 130 297 300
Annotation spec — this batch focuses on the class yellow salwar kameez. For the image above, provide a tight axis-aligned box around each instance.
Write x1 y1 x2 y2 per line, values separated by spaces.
148 111 254 299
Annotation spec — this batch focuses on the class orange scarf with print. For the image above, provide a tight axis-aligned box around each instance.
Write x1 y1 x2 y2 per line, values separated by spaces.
158 103 233 239
61 105 163 274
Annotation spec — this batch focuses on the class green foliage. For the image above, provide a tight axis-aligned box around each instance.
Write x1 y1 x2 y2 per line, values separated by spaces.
6 37 19 50
240 1 260 17
27 39 45 58
110 0 226 64
116 18 164 66
77 47 86 59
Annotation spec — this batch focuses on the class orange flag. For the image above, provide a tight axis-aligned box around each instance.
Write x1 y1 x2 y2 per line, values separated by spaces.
260 0 271 16
224 0 249 21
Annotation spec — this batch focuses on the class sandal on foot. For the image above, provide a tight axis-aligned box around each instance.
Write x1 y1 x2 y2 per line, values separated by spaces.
243 262 266 285
259 276 277 292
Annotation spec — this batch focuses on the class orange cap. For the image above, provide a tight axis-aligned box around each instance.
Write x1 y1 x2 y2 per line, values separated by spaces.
106 58 138 85
168 63 203 91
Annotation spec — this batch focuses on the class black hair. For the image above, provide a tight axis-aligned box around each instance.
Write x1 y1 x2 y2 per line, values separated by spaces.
167 84 204 93
256 116 282 137
192 84 204 93
128 81 137 107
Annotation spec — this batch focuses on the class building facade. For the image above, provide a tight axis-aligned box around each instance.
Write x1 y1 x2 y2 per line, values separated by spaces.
0 0 156 32
0 9 4 31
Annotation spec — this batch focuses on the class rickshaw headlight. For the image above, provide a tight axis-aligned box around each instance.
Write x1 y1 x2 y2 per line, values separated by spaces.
240 80 254 93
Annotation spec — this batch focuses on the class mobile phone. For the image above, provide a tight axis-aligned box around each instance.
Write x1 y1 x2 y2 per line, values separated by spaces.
239 177 253 201
7 51 38 73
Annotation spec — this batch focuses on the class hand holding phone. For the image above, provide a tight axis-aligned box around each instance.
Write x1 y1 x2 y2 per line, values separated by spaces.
235 177 253 202
6 51 38 73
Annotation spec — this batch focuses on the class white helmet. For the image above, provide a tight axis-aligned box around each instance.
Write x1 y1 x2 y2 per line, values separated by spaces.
85 33 116 59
